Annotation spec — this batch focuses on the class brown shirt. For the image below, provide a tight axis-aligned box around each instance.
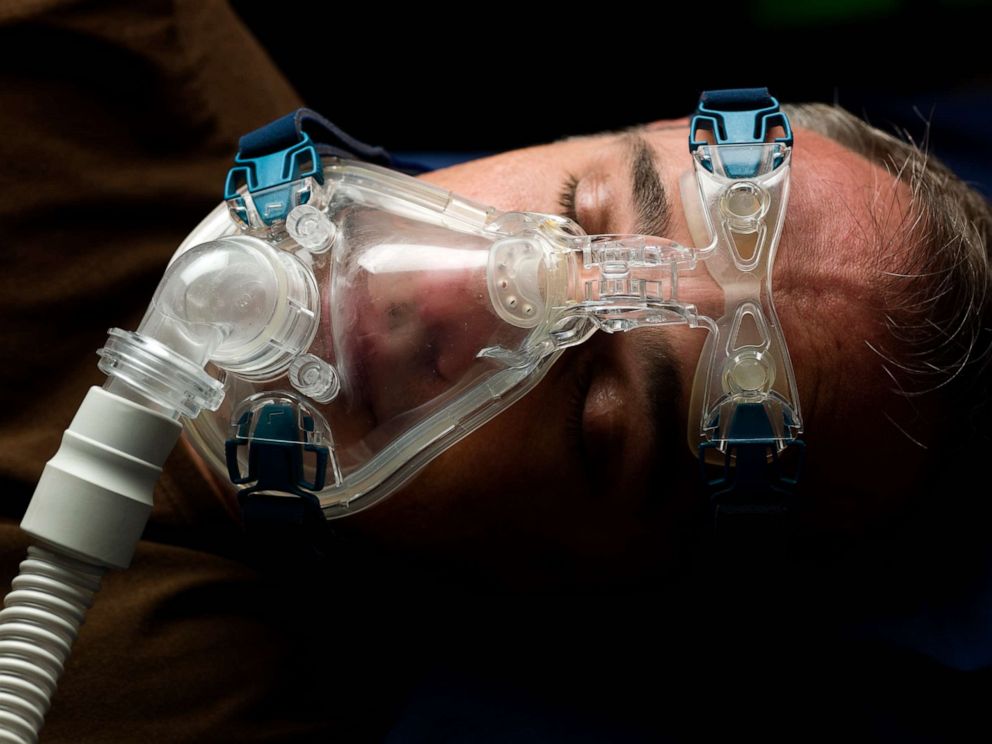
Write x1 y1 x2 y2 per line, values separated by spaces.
0 2 408 740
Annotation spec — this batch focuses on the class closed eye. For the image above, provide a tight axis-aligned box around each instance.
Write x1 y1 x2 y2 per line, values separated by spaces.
556 172 581 227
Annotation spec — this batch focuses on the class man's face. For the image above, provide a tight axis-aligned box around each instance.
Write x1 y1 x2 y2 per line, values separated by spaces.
336 118 920 590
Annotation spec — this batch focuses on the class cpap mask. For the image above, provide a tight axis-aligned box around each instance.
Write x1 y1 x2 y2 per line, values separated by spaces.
174 89 802 521
0 89 803 743
105 88 803 522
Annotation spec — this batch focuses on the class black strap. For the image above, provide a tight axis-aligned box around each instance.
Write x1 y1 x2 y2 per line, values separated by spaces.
238 492 328 569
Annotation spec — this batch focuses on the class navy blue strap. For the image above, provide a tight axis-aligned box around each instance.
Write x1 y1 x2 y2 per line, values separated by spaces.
239 492 328 567
226 108 430 226
698 87 775 111
700 403 805 570
239 108 396 167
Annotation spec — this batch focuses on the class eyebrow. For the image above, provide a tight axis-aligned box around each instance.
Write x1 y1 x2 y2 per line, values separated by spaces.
623 132 673 238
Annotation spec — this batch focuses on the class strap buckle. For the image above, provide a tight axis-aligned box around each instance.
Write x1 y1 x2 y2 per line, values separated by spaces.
689 87 793 178
224 131 323 228
700 403 805 547
222 107 425 229
225 402 329 499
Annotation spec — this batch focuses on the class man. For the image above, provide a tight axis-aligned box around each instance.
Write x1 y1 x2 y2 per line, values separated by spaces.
2 1 990 741
325 104 992 603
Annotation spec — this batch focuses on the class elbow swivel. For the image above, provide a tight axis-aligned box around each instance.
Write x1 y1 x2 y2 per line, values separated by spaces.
97 235 320 419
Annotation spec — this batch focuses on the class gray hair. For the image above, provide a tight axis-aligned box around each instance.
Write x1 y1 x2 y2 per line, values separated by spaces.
784 102 992 451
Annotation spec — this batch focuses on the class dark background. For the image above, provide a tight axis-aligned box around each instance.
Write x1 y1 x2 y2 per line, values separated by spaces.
234 0 992 194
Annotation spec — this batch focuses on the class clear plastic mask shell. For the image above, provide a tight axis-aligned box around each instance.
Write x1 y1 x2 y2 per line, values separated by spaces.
179 143 801 519
181 160 571 518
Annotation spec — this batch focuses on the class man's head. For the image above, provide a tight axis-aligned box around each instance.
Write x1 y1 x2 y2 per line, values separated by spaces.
325 105 992 594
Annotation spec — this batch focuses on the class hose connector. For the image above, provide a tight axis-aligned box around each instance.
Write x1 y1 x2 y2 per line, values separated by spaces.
20 386 183 569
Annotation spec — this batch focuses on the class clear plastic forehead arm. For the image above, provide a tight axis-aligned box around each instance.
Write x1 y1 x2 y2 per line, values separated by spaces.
685 90 803 451
684 89 804 512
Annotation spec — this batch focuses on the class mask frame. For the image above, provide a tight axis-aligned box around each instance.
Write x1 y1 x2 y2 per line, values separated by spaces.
97 89 805 533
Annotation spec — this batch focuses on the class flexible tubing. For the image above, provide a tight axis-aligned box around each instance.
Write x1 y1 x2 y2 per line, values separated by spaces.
0 545 106 744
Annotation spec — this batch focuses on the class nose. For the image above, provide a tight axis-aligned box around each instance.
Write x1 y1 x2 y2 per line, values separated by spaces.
343 234 514 424
361 255 498 376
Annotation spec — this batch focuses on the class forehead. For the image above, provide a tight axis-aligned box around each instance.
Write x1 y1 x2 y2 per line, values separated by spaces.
779 127 916 285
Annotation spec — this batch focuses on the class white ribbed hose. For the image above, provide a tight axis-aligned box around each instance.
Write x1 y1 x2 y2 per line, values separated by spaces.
0 546 106 744
0 387 183 742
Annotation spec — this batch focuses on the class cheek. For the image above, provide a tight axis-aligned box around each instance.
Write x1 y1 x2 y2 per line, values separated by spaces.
655 325 708 438
338 361 590 545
